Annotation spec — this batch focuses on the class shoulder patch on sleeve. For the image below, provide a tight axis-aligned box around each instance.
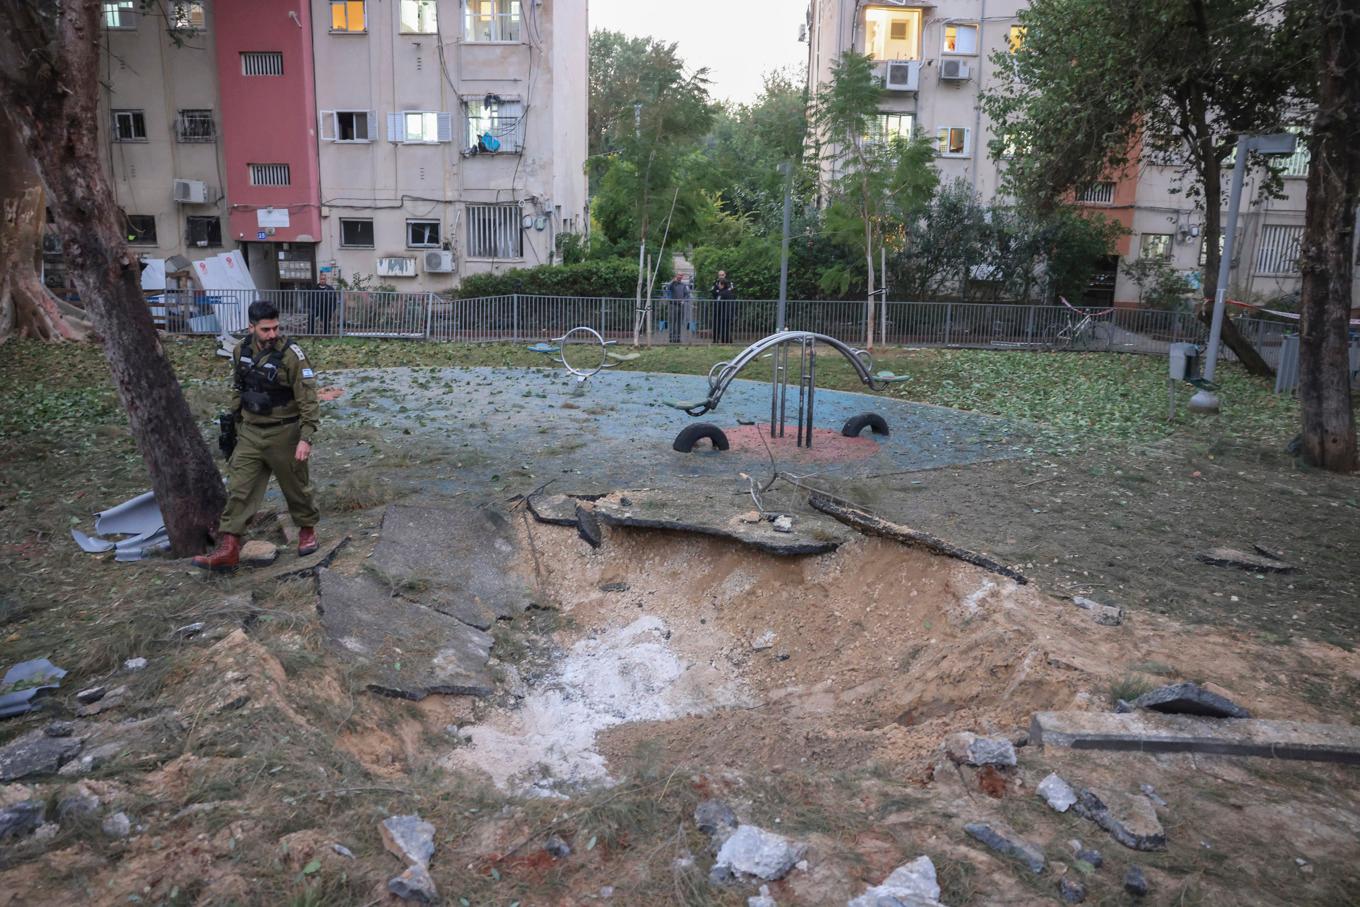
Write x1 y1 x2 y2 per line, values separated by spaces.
289 343 307 361
301 367 315 380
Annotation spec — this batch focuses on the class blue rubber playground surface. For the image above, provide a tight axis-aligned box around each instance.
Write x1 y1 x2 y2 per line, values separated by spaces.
322 367 1029 494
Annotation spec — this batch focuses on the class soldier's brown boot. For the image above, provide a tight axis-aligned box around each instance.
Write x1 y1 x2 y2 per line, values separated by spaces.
298 526 318 557
192 533 241 571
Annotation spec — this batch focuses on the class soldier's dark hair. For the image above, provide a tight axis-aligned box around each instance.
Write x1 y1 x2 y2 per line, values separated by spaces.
248 300 280 323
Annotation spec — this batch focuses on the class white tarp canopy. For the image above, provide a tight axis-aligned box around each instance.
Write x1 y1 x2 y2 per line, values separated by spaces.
140 258 166 291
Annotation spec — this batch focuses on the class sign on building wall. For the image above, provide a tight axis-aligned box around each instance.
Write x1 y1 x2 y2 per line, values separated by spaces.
256 208 291 229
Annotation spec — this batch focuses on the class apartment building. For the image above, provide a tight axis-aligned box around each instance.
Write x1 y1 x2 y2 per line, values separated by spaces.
90 0 587 292
804 1 1322 307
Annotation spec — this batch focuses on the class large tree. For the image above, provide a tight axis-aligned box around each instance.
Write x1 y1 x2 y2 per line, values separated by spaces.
0 1 225 551
982 0 1299 377
1292 0 1359 471
0 106 93 342
813 52 938 349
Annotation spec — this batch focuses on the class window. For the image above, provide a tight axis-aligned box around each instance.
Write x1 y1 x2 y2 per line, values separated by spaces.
1256 224 1303 274
406 220 442 248
1008 25 1026 52
389 110 452 143
1141 233 1173 259
321 110 376 142
864 7 921 61
340 219 375 248
186 216 222 248
249 163 291 186
464 0 522 42
465 98 524 153
1078 181 1116 204
176 109 215 143
400 0 437 34
867 113 915 145
935 127 970 157
171 1 206 30
241 52 284 76
330 0 366 32
112 110 147 142
123 214 157 245
467 205 522 258
943 23 978 55
102 1 137 29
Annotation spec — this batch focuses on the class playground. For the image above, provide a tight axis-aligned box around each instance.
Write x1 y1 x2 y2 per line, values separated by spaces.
0 335 1358 905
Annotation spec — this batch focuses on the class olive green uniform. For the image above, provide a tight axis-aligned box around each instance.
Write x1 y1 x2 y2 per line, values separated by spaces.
219 336 321 536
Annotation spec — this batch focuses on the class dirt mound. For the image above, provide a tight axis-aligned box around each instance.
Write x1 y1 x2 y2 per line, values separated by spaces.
491 518 1359 783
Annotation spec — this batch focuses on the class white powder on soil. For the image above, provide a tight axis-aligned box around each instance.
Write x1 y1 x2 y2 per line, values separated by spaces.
445 615 749 795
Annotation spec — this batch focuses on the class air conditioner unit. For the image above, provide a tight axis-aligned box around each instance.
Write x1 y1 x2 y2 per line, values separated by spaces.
882 61 919 92
376 256 417 277
173 179 207 204
424 250 455 273
940 60 971 81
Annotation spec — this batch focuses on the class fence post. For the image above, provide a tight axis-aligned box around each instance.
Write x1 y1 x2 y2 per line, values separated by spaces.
1025 305 1035 345
424 293 434 340
943 302 953 346
512 294 520 343
337 291 346 338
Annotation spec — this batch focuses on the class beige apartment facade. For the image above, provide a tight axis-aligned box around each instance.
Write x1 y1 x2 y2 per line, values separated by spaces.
90 1 229 285
805 1 1327 307
310 0 588 291
84 0 586 294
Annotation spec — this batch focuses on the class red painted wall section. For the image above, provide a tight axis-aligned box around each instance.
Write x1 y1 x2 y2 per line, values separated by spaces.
214 0 321 244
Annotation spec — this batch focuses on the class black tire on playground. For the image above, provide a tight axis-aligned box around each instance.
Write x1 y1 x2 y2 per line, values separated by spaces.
842 412 890 437
672 423 730 453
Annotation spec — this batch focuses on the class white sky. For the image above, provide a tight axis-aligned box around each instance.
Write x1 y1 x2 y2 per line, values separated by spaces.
589 0 809 104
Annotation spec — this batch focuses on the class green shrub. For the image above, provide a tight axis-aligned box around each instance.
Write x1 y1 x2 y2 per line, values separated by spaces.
454 258 641 298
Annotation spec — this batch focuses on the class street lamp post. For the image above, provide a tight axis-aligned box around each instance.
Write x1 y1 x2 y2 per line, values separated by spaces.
1189 131 1298 413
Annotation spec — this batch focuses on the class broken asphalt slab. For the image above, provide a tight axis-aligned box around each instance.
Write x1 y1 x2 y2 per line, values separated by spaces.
317 569 494 699
1195 546 1296 573
591 487 855 556
371 503 533 623
1031 711 1360 763
1130 681 1250 719
0 729 83 782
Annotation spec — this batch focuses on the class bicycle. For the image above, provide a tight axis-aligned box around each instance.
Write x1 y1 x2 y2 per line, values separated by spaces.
1049 297 1114 351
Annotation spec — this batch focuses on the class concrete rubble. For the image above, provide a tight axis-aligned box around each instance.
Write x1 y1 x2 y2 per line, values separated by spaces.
381 814 438 903
963 821 1045 873
1072 788 1166 851
1195 546 1295 573
0 729 83 781
945 732 1017 767
712 824 807 883
1030 710 1360 763
1037 772 1077 812
846 855 947 907
1071 596 1124 626
1130 682 1250 719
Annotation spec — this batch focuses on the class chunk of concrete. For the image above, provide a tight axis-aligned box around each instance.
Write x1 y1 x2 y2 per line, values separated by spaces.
0 800 46 840
240 540 278 566
372 503 533 620
381 814 436 867
1037 772 1077 812
714 824 806 881
846 855 944 907
575 503 604 548
0 729 82 781
694 799 739 839
1130 682 1250 719
388 863 438 903
318 570 494 699
1124 865 1149 897
1071 596 1124 626
526 493 580 526
1030 711 1360 763
1195 547 1295 573
945 732 1017 767
963 822 1045 873
1072 788 1166 852
592 488 854 556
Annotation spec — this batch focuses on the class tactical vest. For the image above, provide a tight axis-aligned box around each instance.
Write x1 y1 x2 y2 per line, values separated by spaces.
236 337 295 415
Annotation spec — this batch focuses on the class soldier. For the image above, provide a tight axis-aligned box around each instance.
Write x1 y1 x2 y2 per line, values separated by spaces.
194 300 321 570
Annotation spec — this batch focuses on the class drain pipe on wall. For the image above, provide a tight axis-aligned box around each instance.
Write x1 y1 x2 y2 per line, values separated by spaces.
970 0 987 193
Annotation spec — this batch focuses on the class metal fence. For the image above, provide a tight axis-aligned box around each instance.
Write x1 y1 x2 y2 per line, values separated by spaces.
158 289 1296 366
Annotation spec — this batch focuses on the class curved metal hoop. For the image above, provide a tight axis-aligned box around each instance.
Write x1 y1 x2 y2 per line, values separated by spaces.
683 331 904 416
553 326 615 382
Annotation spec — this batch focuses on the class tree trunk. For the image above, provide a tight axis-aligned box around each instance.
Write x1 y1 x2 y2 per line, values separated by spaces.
1296 0 1359 473
1197 150 1274 377
0 107 94 343
0 1 225 553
